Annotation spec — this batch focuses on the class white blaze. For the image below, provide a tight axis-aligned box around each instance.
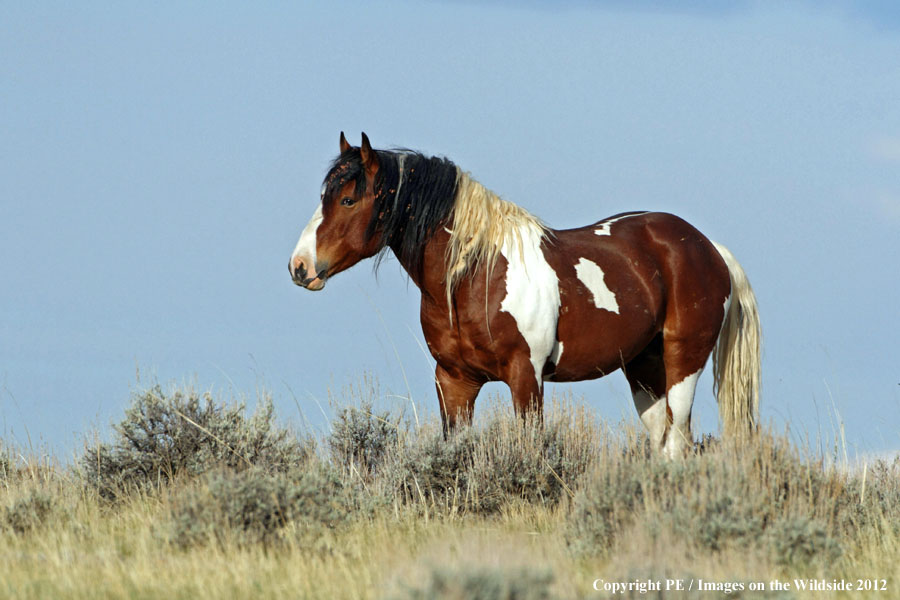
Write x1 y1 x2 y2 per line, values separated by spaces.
291 202 324 271
499 223 561 388
574 258 619 313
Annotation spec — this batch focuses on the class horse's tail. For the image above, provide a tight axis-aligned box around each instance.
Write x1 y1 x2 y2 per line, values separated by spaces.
711 241 761 440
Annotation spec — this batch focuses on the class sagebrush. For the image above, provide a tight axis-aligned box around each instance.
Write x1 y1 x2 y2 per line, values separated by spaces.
1 384 896 599
80 385 311 500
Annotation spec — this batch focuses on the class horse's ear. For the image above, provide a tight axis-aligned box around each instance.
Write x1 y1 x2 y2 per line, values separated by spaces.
339 131 351 154
360 132 378 175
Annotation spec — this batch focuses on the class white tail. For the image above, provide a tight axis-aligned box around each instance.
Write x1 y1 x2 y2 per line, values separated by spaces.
711 242 761 439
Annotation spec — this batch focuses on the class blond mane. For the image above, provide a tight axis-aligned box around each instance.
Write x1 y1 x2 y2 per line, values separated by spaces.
444 170 547 313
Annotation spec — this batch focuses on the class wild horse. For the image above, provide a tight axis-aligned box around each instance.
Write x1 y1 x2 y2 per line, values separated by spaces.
290 133 760 457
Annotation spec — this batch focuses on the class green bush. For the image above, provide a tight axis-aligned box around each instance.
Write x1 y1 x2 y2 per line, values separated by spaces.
81 386 311 501
384 565 557 600
169 465 354 548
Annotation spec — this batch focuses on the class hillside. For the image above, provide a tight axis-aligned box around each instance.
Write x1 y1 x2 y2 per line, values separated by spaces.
1 384 897 599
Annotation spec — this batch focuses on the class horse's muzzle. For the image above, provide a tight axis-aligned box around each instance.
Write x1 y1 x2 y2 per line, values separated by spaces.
289 256 327 290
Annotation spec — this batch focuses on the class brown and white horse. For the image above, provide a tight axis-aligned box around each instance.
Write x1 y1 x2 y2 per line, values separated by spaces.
290 133 761 457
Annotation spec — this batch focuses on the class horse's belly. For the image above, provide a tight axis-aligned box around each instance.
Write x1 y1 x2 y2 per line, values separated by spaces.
549 311 657 381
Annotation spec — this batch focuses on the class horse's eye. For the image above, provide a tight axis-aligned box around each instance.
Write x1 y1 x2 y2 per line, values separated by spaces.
341 196 357 207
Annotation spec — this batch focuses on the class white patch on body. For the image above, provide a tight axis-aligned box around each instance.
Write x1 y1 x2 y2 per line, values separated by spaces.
574 258 620 313
499 223 561 389
663 369 702 458
291 202 323 270
594 212 647 236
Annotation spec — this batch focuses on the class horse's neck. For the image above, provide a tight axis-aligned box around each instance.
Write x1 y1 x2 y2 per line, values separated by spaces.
390 227 452 304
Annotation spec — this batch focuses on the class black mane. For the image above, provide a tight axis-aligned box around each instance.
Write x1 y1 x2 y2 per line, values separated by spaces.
323 148 459 278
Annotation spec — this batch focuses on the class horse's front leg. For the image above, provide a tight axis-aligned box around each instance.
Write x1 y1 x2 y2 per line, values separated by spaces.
435 364 483 435
507 358 544 422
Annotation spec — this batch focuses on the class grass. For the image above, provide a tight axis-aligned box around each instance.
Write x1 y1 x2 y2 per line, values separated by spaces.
1 383 898 599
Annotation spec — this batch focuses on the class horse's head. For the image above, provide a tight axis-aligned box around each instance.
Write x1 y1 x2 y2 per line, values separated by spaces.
289 132 383 290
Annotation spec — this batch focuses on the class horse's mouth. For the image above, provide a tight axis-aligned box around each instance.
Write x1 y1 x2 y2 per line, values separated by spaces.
293 268 328 291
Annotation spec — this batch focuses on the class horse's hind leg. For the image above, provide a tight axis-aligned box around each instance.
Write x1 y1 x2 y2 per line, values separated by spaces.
623 333 668 450
660 333 718 458
661 361 702 459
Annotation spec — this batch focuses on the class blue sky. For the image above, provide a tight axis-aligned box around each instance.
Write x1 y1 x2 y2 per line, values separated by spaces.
2 1 899 458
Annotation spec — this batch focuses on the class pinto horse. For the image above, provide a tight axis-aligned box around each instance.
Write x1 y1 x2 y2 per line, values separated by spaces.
290 133 761 457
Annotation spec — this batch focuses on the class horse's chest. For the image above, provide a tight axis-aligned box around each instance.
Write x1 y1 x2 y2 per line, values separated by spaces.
421 228 563 387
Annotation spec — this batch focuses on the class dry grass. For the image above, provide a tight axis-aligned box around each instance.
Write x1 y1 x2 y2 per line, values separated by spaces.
1 384 897 599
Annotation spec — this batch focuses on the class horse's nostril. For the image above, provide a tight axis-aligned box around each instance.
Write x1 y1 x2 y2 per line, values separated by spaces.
290 257 308 282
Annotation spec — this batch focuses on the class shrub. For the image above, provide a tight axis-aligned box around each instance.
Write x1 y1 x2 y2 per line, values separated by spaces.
383 425 481 512
385 565 557 600
767 515 840 569
4 491 55 535
379 406 597 515
642 460 769 552
570 431 846 570
567 457 644 554
81 385 311 501
328 402 400 477
0 443 10 481
169 464 355 548
849 457 900 537
473 411 596 507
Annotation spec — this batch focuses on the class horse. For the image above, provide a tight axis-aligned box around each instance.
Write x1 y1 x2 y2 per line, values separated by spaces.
289 132 761 457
